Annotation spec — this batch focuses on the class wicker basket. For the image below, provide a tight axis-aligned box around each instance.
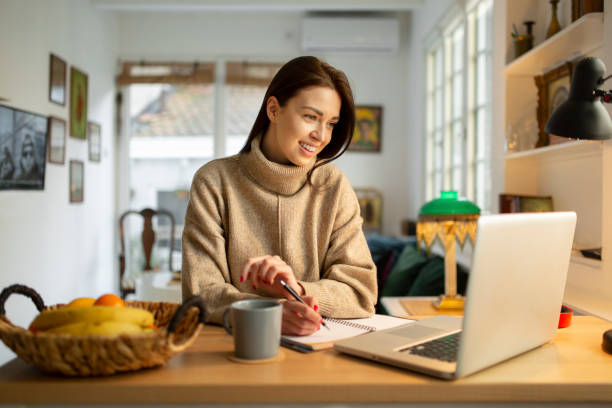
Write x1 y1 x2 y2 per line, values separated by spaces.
0 284 207 376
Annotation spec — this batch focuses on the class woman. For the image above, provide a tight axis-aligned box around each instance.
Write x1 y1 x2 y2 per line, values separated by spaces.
182 56 377 336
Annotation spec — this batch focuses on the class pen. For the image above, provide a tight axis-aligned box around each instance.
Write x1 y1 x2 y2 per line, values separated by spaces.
279 279 330 330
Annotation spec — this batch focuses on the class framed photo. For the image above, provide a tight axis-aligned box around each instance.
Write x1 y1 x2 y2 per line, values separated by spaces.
534 61 574 147
48 116 66 164
0 104 48 190
88 122 101 162
70 66 88 139
49 53 67 106
499 194 553 213
69 160 84 203
354 188 383 233
348 105 382 152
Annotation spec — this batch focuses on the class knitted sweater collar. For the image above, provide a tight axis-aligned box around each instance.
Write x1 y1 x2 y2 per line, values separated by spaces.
239 135 316 196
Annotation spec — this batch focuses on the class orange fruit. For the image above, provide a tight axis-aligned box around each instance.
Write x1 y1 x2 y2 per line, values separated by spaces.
94 293 125 307
67 297 96 307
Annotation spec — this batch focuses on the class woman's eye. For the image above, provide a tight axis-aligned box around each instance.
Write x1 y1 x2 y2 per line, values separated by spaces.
304 114 316 120
327 122 337 128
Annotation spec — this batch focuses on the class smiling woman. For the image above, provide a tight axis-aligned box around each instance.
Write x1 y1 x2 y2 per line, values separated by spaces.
181 56 377 337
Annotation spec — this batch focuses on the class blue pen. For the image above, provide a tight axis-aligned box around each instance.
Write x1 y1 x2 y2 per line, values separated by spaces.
279 280 330 330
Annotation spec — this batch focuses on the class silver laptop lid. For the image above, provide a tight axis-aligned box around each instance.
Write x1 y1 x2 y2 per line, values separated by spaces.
456 212 576 378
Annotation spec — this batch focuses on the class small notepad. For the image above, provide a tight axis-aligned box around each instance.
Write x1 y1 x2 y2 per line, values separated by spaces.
281 314 412 352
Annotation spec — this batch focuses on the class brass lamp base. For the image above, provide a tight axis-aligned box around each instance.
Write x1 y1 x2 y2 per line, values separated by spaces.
432 295 465 310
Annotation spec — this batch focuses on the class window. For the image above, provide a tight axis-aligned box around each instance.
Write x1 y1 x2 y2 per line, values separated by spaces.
424 0 493 211
117 61 279 278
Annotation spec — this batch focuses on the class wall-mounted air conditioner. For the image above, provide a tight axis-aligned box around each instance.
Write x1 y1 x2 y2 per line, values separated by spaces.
301 16 400 55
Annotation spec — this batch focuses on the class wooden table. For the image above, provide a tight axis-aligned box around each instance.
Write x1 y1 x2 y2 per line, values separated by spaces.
0 316 612 406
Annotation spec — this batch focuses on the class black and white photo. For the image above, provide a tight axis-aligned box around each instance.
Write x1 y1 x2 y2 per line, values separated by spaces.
0 105 47 190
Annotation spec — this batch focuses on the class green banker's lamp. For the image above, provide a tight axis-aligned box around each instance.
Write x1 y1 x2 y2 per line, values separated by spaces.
417 191 480 310
545 57 612 355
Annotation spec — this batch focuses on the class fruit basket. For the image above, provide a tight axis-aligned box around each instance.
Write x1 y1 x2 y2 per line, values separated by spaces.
0 284 207 376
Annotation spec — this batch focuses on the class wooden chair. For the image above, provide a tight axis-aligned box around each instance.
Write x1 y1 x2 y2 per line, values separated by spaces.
119 208 176 299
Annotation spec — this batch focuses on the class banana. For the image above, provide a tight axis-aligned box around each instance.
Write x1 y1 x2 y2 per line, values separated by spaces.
30 306 154 331
45 320 146 336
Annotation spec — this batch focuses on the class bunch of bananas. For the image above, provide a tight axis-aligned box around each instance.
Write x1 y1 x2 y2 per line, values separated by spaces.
28 294 156 336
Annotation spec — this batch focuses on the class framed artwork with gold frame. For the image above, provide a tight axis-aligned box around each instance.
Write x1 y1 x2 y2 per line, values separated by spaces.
70 67 88 139
349 105 382 152
354 188 383 233
534 61 574 147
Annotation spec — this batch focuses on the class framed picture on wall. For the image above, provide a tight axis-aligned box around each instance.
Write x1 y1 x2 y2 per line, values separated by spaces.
88 121 101 162
69 66 88 139
49 53 67 106
535 61 575 147
48 116 66 164
348 105 382 152
69 159 84 203
354 188 383 233
0 104 48 190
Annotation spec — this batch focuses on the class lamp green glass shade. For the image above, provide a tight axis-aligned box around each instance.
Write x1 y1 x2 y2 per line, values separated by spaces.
419 191 481 216
545 57 612 140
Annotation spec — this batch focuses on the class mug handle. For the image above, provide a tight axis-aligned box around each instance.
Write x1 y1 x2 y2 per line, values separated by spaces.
222 307 233 335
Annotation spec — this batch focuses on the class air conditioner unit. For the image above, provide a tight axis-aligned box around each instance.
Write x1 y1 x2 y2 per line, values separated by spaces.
301 16 399 55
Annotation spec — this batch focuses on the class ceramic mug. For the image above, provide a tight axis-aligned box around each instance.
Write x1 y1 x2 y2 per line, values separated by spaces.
223 299 282 360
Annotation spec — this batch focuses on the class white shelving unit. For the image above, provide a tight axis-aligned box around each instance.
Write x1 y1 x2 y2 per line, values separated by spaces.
499 1 611 320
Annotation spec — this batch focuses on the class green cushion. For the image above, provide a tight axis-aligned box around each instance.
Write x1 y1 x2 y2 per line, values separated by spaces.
380 245 428 296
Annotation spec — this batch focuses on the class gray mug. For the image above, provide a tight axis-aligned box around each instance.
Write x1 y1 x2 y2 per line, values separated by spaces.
223 299 282 360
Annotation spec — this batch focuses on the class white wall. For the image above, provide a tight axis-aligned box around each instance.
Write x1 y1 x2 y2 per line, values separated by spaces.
0 0 117 364
116 11 414 237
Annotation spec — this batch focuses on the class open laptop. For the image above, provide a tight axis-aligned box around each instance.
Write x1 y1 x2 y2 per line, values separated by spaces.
334 212 577 379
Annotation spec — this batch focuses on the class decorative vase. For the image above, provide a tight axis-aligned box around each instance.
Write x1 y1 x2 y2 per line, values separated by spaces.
546 0 562 39
513 21 534 58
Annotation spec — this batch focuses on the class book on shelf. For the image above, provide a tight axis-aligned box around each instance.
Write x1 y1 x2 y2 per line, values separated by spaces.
281 314 411 352
499 194 553 213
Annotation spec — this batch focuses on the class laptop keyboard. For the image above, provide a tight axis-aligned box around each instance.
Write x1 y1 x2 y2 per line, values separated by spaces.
401 333 461 362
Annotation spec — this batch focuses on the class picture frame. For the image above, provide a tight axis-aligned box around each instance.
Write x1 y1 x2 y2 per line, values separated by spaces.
348 105 382 152
47 116 66 164
354 188 383 233
69 159 84 203
0 104 48 190
70 66 88 139
49 53 67 106
534 61 574 147
499 194 554 213
88 121 101 162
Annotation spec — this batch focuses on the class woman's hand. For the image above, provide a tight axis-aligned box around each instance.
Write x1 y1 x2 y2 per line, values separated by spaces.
281 297 322 336
240 255 302 298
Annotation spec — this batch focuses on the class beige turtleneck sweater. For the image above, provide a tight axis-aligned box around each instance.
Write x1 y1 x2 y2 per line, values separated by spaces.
181 137 377 323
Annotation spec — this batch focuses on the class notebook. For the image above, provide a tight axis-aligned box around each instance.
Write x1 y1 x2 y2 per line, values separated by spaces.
334 212 577 379
281 314 411 352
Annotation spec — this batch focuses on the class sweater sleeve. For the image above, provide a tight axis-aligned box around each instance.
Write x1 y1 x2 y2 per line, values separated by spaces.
181 165 263 324
299 176 377 318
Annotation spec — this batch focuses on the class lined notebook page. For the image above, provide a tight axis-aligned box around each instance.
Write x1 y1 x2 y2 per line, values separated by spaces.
281 314 412 351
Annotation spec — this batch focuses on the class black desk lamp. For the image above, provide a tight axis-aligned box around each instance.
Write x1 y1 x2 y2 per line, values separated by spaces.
545 57 612 355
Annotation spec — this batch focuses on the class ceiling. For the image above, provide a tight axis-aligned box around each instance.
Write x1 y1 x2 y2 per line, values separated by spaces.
91 0 425 12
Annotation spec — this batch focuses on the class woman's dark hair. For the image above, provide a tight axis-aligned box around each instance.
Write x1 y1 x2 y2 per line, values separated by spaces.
239 56 355 175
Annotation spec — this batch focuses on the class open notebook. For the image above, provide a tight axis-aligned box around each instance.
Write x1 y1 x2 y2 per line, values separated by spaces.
281 314 412 352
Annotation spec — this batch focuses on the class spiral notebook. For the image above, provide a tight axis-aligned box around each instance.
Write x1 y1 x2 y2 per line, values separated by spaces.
281 314 412 352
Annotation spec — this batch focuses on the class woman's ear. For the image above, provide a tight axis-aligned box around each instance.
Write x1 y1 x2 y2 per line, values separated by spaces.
266 96 280 123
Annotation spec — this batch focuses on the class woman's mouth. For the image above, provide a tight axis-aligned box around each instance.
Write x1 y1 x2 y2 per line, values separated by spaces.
299 142 317 154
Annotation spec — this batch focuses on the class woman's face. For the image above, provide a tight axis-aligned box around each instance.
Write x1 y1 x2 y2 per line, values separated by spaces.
263 86 341 166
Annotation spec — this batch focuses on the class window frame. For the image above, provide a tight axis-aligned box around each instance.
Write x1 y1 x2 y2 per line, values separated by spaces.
423 0 493 212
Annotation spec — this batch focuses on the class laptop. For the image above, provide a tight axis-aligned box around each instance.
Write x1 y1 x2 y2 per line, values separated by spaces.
334 212 577 379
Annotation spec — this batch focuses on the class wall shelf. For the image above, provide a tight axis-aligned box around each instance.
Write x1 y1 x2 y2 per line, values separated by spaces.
503 12 604 77
504 140 603 162
570 254 602 271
